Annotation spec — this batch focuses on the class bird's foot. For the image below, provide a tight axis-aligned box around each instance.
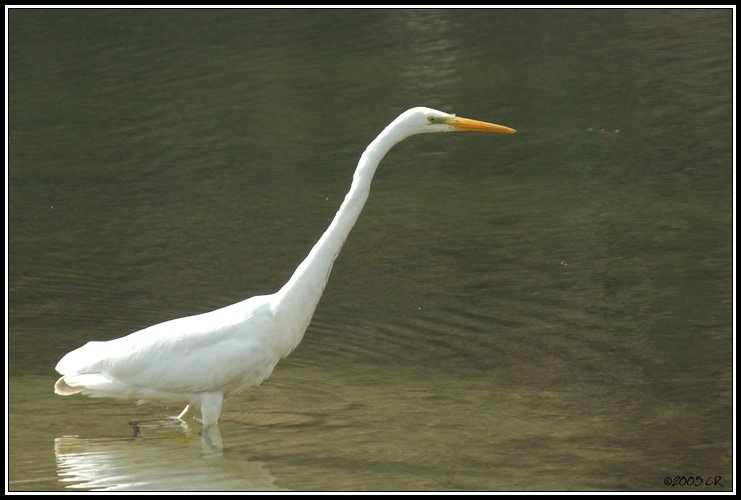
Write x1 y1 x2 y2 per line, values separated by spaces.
174 404 194 421
128 417 187 438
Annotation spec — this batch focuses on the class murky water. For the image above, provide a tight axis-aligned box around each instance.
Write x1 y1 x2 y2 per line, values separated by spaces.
8 8 733 491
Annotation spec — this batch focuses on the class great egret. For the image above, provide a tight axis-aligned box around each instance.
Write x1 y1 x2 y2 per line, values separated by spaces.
54 107 516 427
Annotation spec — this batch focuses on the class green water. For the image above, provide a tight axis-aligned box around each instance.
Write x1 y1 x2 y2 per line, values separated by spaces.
8 8 733 491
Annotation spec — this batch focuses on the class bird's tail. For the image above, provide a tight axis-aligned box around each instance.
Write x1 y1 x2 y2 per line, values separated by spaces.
54 376 83 396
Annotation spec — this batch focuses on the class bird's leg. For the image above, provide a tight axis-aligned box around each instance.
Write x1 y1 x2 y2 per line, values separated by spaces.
197 393 224 452
199 392 224 427
177 404 194 421
129 416 184 434
201 424 224 454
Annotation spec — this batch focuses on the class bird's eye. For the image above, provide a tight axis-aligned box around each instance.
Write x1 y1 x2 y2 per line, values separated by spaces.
427 117 435 123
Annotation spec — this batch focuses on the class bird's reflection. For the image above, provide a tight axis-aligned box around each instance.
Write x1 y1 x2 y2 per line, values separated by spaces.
54 423 278 491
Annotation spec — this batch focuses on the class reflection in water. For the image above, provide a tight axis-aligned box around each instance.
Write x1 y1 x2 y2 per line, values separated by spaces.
54 425 277 491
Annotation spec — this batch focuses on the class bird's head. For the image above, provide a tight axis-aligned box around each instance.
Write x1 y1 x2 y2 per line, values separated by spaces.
396 107 516 137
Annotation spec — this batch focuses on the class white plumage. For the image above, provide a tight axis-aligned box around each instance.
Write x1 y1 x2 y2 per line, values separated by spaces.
54 107 515 426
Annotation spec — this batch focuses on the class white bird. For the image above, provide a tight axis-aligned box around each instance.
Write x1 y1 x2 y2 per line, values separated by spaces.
54 107 516 427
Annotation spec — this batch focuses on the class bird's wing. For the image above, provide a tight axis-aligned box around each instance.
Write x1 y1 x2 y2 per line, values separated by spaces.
56 296 279 395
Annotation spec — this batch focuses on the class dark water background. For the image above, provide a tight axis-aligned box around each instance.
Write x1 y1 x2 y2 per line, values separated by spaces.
8 8 733 491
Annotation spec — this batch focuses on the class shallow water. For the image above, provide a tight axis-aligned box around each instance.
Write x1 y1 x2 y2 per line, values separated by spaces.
8 8 733 491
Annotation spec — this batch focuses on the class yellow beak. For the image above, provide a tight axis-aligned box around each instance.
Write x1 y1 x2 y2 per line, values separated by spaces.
448 116 516 134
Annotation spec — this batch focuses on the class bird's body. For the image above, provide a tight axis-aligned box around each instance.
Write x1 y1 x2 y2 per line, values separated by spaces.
55 295 280 422
54 107 515 426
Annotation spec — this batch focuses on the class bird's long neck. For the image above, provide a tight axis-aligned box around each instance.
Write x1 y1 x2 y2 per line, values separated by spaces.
271 121 410 346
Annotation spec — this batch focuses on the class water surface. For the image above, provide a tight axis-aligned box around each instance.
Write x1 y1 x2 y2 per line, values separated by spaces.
8 8 733 491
